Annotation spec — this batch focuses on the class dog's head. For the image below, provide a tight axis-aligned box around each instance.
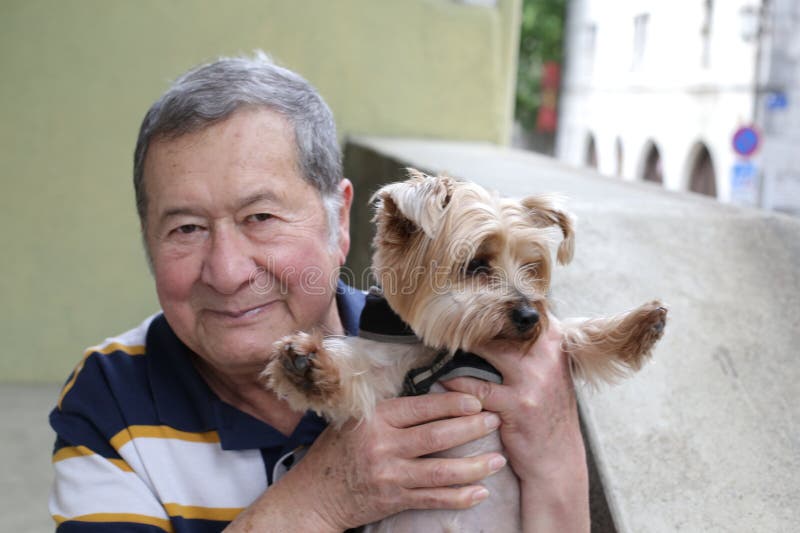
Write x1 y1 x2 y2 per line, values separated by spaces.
370 169 575 352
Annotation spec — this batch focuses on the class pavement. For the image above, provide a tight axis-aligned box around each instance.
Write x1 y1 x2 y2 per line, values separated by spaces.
2 383 61 533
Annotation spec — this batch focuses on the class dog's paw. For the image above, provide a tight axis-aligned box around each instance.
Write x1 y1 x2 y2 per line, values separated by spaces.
624 301 668 362
263 332 342 409
277 340 317 385
642 300 668 338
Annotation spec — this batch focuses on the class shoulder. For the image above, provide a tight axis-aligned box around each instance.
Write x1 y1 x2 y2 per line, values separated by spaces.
58 313 159 397
52 313 162 439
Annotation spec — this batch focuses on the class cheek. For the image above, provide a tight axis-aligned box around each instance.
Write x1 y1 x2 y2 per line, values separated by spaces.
153 256 198 304
262 243 338 294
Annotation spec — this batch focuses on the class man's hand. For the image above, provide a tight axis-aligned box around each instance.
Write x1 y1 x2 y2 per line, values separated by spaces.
444 321 590 532
227 392 507 532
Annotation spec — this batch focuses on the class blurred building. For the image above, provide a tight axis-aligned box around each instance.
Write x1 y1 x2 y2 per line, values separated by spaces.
556 0 800 215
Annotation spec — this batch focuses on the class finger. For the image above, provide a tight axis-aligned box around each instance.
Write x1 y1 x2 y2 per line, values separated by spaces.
405 485 491 511
380 392 482 428
441 377 516 413
401 453 507 489
471 341 530 378
473 334 569 386
506 336 574 389
397 411 501 457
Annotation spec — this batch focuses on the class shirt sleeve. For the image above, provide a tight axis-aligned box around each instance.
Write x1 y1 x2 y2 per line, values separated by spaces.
49 352 173 533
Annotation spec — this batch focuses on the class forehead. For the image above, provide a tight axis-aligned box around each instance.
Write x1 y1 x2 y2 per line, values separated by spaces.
144 107 297 179
142 108 307 217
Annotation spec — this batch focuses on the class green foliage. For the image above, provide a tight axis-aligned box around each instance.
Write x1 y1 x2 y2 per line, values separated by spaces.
515 0 567 131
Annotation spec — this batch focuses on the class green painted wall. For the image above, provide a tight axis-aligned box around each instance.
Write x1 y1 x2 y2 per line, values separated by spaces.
0 0 520 382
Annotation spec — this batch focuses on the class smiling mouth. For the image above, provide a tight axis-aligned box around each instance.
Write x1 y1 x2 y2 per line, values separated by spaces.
210 302 274 319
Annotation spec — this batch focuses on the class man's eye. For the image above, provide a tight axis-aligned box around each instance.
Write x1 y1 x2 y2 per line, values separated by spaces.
177 224 200 234
247 213 273 223
465 258 491 276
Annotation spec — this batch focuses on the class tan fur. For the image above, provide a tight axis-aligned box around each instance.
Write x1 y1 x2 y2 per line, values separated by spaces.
260 170 668 531
263 169 667 422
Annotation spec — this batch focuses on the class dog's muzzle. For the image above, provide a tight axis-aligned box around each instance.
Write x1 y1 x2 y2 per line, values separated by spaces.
511 305 539 332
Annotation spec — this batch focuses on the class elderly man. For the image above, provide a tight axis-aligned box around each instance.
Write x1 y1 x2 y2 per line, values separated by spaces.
49 54 589 532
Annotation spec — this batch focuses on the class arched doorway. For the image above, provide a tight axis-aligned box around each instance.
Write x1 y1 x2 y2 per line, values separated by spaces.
688 143 717 197
585 134 598 169
641 142 663 183
615 137 624 177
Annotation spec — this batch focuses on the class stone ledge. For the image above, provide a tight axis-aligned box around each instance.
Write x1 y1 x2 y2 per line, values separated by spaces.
344 135 800 533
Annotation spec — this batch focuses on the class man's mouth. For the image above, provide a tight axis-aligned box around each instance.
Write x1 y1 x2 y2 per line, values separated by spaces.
209 302 274 319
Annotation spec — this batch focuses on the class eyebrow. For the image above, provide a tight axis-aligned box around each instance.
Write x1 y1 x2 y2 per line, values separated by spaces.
157 191 281 226
158 207 201 226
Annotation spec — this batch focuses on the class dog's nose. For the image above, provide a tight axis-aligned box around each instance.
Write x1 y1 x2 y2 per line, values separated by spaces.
511 306 539 331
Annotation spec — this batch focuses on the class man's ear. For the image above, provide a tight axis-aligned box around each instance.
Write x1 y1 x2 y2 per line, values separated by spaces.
370 169 455 240
334 178 353 265
521 195 575 265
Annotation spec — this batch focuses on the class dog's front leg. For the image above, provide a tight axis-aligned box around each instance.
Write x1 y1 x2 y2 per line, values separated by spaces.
262 334 432 427
561 301 667 386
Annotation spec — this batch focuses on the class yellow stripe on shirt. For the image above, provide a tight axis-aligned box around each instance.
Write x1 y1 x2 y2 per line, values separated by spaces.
57 342 146 409
163 503 243 522
53 512 173 532
110 425 220 451
92 342 147 356
52 445 133 472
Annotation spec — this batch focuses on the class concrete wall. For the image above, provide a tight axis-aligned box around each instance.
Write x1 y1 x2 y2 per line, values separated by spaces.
343 135 800 532
0 0 520 382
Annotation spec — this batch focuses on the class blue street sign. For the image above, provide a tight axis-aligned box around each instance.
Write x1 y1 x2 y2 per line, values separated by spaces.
732 126 760 157
766 92 788 110
730 160 758 205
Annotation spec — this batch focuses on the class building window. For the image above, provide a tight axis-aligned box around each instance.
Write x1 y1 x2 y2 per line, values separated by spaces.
632 13 649 71
701 0 713 68
584 23 597 77
688 143 717 197
642 142 663 183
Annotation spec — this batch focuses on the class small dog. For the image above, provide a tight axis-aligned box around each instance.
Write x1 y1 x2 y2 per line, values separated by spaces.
262 170 667 532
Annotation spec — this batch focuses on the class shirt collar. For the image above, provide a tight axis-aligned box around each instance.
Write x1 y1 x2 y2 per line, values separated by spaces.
358 286 421 344
146 282 366 451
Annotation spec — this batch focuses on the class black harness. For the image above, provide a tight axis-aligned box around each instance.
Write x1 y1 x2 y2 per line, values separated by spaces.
358 287 502 396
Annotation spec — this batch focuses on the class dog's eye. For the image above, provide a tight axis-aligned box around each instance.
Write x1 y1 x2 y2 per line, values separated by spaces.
465 258 491 276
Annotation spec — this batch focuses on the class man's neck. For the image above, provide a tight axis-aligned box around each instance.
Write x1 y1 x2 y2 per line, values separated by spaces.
192 356 305 436
193 296 345 435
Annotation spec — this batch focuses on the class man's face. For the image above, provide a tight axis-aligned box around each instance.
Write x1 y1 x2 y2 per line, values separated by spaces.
143 108 351 377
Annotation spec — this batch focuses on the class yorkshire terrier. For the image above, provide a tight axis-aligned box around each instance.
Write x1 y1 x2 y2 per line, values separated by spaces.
262 170 667 532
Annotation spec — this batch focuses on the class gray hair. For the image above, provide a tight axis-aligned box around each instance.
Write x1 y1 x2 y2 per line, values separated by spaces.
133 52 343 240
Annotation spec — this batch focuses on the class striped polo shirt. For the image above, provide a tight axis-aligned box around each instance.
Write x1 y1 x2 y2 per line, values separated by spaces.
49 283 365 532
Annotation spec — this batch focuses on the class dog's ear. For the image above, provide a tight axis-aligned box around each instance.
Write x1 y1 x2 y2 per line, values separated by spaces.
371 169 455 239
521 195 575 265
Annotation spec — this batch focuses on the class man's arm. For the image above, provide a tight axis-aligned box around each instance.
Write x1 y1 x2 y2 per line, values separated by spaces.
225 391 507 532
50 420 175 532
444 323 591 533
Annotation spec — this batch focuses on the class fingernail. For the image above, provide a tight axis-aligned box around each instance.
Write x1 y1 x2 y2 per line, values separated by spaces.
462 396 482 414
488 455 507 472
484 413 501 430
471 487 490 505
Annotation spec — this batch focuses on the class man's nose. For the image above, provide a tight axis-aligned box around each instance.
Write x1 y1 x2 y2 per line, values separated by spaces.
200 227 257 295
